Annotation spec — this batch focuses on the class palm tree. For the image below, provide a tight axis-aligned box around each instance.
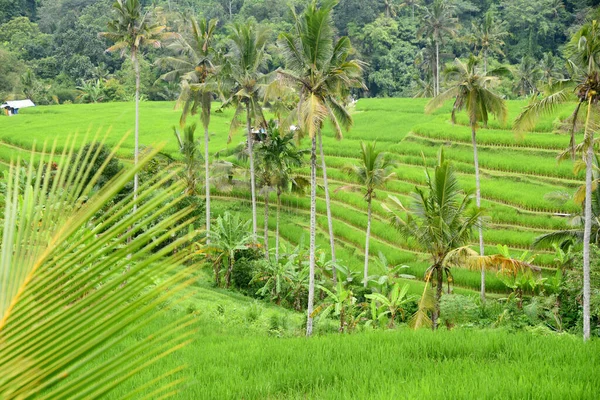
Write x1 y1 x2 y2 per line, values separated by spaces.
100 0 171 212
426 55 508 302
468 10 509 74
173 123 201 196
0 137 196 397
539 52 564 89
256 122 305 260
514 20 600 341
157 17 218 238
385 149 482 329
209 212 254 288
277 0 365 336
418 0 458 96
400 0 420 21
347 141 395 287
513 56 542 97
222 20 270 238
381 0 400 18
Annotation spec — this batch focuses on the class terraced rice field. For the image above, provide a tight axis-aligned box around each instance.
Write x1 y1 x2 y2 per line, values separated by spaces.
0 98 580 296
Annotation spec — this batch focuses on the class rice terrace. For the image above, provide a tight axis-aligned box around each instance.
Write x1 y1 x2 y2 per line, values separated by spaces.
1 0 600 399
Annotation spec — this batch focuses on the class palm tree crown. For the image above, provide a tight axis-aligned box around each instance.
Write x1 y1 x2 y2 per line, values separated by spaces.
100 0 168 56
426 55 508 127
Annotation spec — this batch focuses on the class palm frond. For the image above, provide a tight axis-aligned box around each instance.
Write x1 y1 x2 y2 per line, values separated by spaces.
0 135 196 398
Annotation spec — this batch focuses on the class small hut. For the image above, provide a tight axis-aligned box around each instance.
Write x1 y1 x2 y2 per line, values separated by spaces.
1 99 35 116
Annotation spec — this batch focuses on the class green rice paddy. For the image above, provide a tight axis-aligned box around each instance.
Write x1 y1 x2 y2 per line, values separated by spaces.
0 98 581 297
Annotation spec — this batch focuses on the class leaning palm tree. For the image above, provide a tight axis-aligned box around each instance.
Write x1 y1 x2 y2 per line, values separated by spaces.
468 10 509 74
0 137 196 398
277 0 365 336
156 17 218 237
426 55 508 302
221 20 270 238
418 0 458 96
385 149 482 329
514 20 600 341
100 0 171 211
346 141 396 287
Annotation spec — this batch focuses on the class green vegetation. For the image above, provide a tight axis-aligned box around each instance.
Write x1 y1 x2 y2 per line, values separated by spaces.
3 0 600 397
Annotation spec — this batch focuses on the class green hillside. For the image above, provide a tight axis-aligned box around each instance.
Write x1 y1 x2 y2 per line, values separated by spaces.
0 98 580 296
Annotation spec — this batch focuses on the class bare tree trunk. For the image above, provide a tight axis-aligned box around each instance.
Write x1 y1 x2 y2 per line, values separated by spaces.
484 48 488 75
364 197 372 288
432 265 443 330
435 40 440 96
583 100 593 341
276 189 281 263
204 105 211 244
133 50 140 213
246 102 257 237
264 188 269 259
471 126 485 302
319 131 337 284
307 134 317 337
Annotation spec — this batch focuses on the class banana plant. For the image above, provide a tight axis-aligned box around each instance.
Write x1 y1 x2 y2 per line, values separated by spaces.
366 283 414 328
311 280 358 333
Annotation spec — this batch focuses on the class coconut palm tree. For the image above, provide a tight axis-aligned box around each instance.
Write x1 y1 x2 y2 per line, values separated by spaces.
468 10 509 74
381 0 400 18
514 20 600 341
346 141 396 287
400 0 420 21
539 52 565 89
277 0 365 336
221 20 270 238
173 123 201 196
100 0 171 212
418 0 458 96
426 55 507 302
256 122 305 260
156 17 218 237
385 149 482 329
513 56 543 97
0 137 196 397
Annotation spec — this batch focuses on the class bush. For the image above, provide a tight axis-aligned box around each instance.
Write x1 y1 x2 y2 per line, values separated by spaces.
440 294 480 328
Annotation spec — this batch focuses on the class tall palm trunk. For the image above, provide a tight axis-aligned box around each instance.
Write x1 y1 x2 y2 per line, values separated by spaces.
483 48 488 75
318 131 337 284
471 126 485 302
133 49 140 213
435 40 440 96
364 196 372 288
307 134 317 337
246 102 257 237
264 189 269 259
276 189 281 262
582 98 593 341
204 98 211 244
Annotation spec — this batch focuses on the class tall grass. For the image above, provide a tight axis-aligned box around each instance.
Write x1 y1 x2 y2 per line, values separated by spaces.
102 310 600 400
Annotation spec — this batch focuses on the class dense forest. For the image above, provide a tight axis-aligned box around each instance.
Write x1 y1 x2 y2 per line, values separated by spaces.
1 0 599 103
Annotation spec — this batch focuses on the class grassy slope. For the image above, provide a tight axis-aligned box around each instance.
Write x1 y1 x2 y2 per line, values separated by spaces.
100 280 600 400
0 99 581 296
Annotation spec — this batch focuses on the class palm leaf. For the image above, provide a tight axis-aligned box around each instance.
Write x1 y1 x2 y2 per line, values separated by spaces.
409 281 434 330
0 136 196 398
